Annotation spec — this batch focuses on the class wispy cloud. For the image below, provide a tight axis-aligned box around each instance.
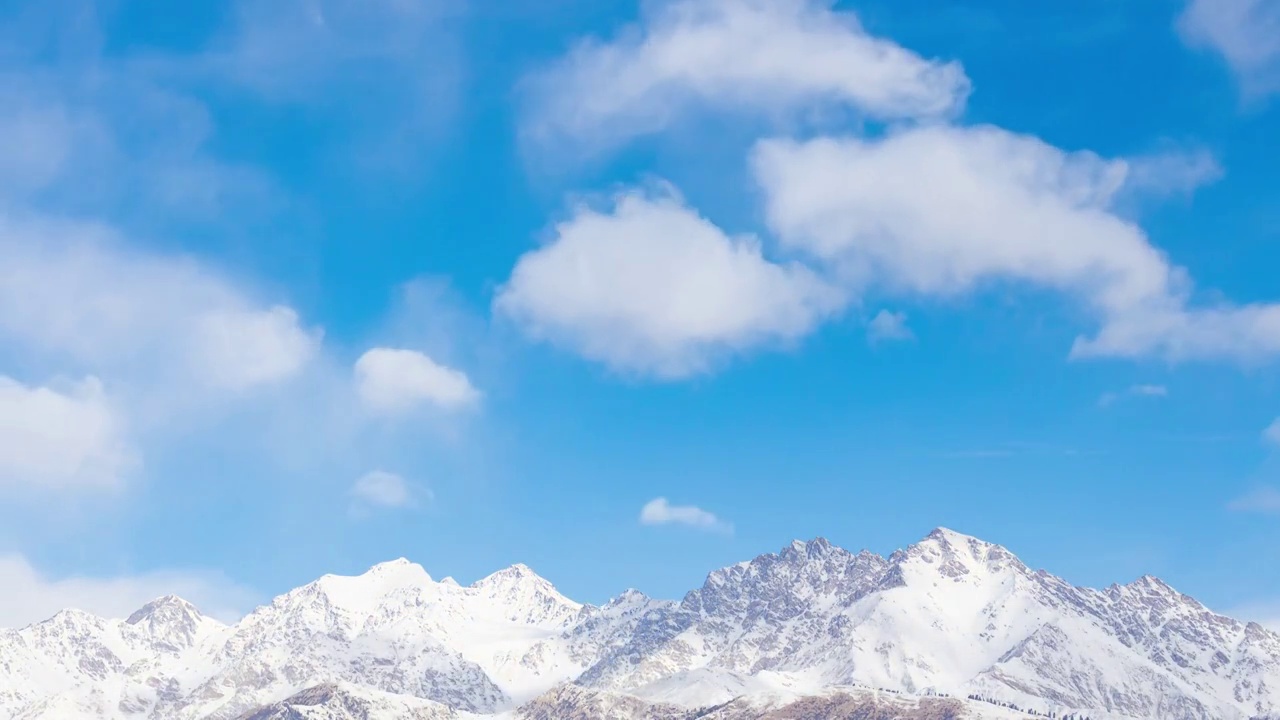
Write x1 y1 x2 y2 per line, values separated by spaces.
350 470 425 514
1264 417 1280 446
1227 486 1280 514
0 554 258 629
867 309 914 344
639 497 731 533
1099 384 1169 407
1178 0 1280 97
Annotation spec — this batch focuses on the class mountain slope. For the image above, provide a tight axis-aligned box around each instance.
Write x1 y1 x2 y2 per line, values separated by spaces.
2 529 1278 720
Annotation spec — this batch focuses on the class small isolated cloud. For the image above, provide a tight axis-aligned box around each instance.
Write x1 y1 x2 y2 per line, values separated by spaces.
1227 486 1280 514
867 309 913 344
495 185 843 379
354 347 479 414
0 554 259 628
1178 0 1280 96
1264 417 1280 446
522 0 969 154
0 375 137 490
639 497 731 533
350 470 421 511
1099 384 1169 407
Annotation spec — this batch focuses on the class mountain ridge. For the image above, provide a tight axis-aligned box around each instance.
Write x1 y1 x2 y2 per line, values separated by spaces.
3 527 1278 720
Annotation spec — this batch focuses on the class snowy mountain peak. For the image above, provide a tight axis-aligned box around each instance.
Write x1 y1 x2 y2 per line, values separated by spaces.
893 525 1025 581
781 536 838 559
125 594 201 625
124 594 217 652
364 556 432 580
606 588 651 607
470 563 582 628
471 563 551 591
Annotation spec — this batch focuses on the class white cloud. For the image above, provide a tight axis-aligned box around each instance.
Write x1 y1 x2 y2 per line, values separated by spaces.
867 309 913 344
0 553 258 629
0 216 320 398
752 124 1280 364
639 497 730 532
1099 384 1169 407
0 376 136 490
350 470 420 510
210 0 458 103
1179 0 1280 95
191 306 320 391
523 0 969 152
199 0 463 169
1264 418 1280 446
495 186 843 378
1121 147 1224 198
1227 486 1280 513
354 347 479 413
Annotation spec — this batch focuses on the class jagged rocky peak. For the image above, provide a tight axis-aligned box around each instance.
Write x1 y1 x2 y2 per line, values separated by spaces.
684 536 891 617
606 588 651 607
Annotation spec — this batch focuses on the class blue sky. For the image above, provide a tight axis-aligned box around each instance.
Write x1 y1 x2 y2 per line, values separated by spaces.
2 0 1280 629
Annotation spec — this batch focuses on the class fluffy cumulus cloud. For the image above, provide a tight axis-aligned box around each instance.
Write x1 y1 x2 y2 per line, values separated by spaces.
639 497 730 532
354 348 479 413
752 125 1280 364
0 376 136 489
495 187 843 378
0 216 321 401
191 307 320 391
0 554 258 628
1179 0 1280 94
867 309 913 344
523 0 969 151
350 470 420 511
513 0 1280 376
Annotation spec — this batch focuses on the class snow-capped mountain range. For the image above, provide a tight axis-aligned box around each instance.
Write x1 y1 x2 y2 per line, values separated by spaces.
3 528 1278 720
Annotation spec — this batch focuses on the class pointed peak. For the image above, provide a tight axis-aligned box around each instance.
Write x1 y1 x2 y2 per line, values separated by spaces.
363 557 432 581
781 536 839 558
913 527 1005 555
925 526 974 544
440 576 459 587
471 562 552 589
126 595 201 625
46 607 104 627
606 588 650 607
1126 574 1178 595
